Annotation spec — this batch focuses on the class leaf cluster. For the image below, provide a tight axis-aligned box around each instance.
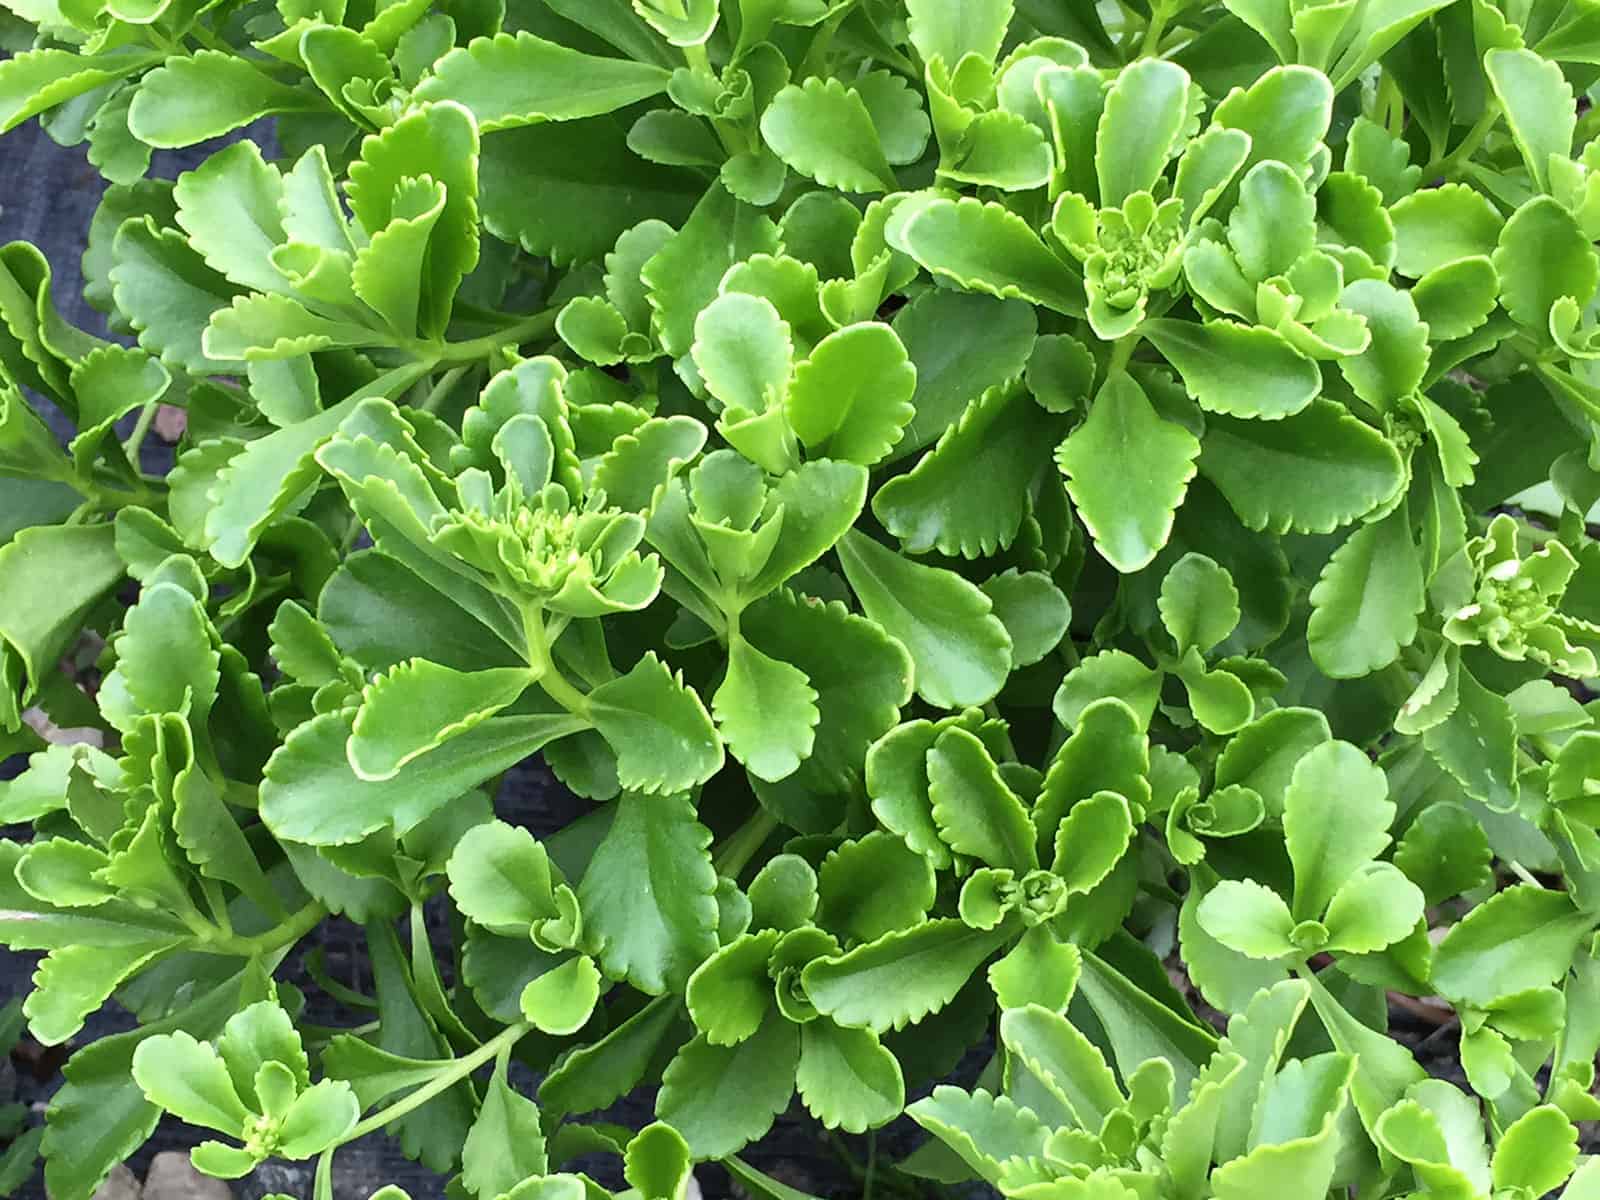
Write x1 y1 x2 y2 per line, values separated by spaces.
1 0 1600 1197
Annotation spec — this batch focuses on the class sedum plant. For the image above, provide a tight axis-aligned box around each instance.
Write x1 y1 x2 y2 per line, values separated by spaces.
2 0 1600 1196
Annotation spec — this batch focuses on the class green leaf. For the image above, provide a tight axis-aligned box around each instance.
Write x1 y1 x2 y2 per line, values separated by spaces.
520 955 601 1035
981 569 1070 666
656 1010 799 1157
1485 48 1573 193
345 101 480 336
539 994 682 1118
349 660 532 781
1431 885 1595 1007
1306 503 1425 678
785 322 916 466
0 47 160 134
130 1032 249 1136
906 0 1013 67
999 1003 1121 1131
686 931 779 1045
446 820 559 933
1142 320 1321 419
899 197 1085 316
835 529 1013 707
1035 698 1150 860
578 793 719 995
742 588 912 795
1056 369 1200 573
691 292 793 413
109 217 239 375
1097 59 1193 206
760 78 898 193
892 290 1037 459
0 524 123 708
1494 197 1598 335
413 31 670 130
171 141 288 295
803 919 1010 1032
1076 951 1215 1099
1159 553 1240 655
261 710 585 845
1492 1106 1578 1195
480 117 701 268
1336 279 1429 408
796 1022 904 1133
643 182 781 357
1212 64 1333 174
1284 740 1394 920
815 832 937 944
1321 862 1425 954
1197 879 1297 959
1421 665 1518 813
1389 183 1504 277
1412 256 1499 340
906 1086 1048 1186
1198 400 1405 534
926 726 1037 872
714 637 820 783
874 379 1057 558
1209 1055 1353 1200
587 653 723 795
128 52 320 148
1392 801 1492 905
624 1123 693 1200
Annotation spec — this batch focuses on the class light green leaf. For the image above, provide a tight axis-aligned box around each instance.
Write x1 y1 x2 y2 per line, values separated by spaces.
1097 59 1193 206
446 820 558 934
999 1002 1121 1135
1431 885 1595 1007
980 569 1070 666
587 653 723 795
874 379 1056 558
760 78 898 193
1197 879 1297 959
1421 665 1518 813
578 793 719 995
714 637 819 783
172 141 287 295
1283 740 1394 920
1198 400 1405 534
906 1086 1048 1186
816 832 937 943
803 919 1010 1032
835 529 1012 707
906 0 1013 68
795 1022 904 1133
656 1011 798 1158
1389 183 1504 277
1142 319 1321 419
128 52 321 148
1056 370 1200 573
1159 553 1240 655
624 1123 693 1200
1492 1106 1579 1196
520 955 601 1036
785 322 916 466
926 726 1037 872
1485 48 1574 193
899 197 1085 316
1306 503 1424 678
1321 862 1425 954
691 292 793 413
1494 196 1599 335
413 31 670 130
348 660 532 781
130 1032 249 1136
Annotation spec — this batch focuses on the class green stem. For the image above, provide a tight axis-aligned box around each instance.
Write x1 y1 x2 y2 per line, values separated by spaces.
198 901 327 958
432 309 558 365
1422 103 1500 180
1107 332 1141 376
1141 2 1169 56
523 607 592 716
123 399 160 462
340 1022 531 1144
419 365 469 415
713 809 780 879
